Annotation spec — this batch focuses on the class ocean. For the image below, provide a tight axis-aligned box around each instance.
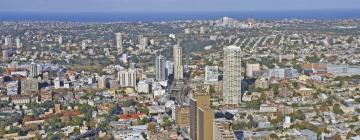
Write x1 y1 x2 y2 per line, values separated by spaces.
0 10 359 22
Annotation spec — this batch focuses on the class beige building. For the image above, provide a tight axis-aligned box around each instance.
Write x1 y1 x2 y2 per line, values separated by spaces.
175 105 190 128
190 94 211 140
213 119 237 140
115 32 123 54
198 106 213 140
223 45 242 105
118 69 137 88
246 63 260 78
173 44 183 80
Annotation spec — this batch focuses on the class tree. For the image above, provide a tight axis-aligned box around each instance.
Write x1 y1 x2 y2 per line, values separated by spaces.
333 104 344 115
270 133 279 140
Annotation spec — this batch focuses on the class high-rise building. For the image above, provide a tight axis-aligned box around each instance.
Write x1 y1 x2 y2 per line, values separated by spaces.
81 40 87 50
21 78 38 94
58 35 63 44
97 76 107 90
198 106 213 140
115 33 123 54
173 44 183 80
2 50 8 61
29 63 38 78
118 69 137 87
223 45 242 105
4 36 12 47
246 63 260 78
190 94 211 140
156 55 166 81
165 61 174 76
205 66 219 84
15 37 22 49
175 105 190 128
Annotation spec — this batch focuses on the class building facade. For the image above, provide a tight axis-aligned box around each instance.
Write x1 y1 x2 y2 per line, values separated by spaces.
223 45 242 105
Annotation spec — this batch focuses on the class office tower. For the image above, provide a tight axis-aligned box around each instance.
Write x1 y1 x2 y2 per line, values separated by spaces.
173 44 183 80
198 106 213 140
223 45 242 105
190 94 211 140
4 36 11 47
200 26 206 34
246 63 260 78
2 50 8 61
205 66 219 84
118 69 137 87
58 35 63 44
15 37 22 49
21 78 38 94
115 33 123 54
29 63 38 78
156 55 166 81
165 61 174 76
175 105 190 128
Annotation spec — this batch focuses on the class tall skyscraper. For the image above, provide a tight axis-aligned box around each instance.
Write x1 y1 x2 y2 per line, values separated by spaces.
21 78 39 94
156 55 166 81
173 44 183 80
165 60 174 77
223 45 242 105
115 33 123 54
29 63 38 78
118 68 137 87
15 37 22 49
190 94 211 140
198 106 213 140
4 36 12 47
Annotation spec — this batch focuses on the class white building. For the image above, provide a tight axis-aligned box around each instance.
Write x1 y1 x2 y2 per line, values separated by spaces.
205 66 219 84
165 61 174 76
54 77 61 89
137 80 150 93
223 45 242 105
246 63 260 78
173 44 183 80
115 33 123 54
156 55 166 81
118 69 137 88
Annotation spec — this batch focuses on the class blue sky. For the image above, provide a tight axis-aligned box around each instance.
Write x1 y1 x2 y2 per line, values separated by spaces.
0 0 359 12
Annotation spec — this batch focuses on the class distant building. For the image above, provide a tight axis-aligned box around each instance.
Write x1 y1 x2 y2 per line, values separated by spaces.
118 69 137 88
137 80 150 93
41 89 52 102
54 77 61 89
255 78 269 89
156 55 166 81
326 64 360 76
205 66 219 84
21 78 38 94
223 45 242 105
29 63 38 78
213 119 237 140
7 81 18 95
165 61 174 77
173 45 183 80
246 63 260 78
115 33 123 54
58 35 63 44
15 37 22 49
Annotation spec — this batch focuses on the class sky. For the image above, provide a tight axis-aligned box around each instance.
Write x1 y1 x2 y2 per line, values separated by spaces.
0 0 359 12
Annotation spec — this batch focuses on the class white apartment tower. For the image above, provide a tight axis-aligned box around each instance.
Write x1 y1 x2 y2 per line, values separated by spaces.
173 44 183 80
223 45 242 105
118 69 137 87
115 33 123 54
156 55 166 81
